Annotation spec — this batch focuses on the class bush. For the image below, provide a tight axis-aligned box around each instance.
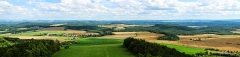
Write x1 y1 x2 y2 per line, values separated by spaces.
196 52 206 56
157 34 180 41
189 38 192 40
205 48 215 50
226 42 232 44
236 44 240 45
214 49 219 51
64 46 70 49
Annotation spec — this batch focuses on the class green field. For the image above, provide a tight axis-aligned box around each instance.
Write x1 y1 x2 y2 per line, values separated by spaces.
160 43 205 54
52 38 134 57
53 38 205 57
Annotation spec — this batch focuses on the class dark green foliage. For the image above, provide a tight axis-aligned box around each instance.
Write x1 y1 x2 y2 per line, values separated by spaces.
3 37 20 42
205 48 215 51
16 22 51 28
195 52 206 56
123 37 193 57
66 26 114 37
0 39 61 57
154 24 194 31
214 49 219 51
157 34 180 41
64 46 70 49
66 26 98 30
118 24 236 35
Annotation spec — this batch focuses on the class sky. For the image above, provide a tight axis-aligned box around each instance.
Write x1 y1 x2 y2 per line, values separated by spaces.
1 0 240 20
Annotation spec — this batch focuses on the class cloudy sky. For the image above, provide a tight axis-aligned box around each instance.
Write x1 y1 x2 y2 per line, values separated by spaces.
1 0 240 20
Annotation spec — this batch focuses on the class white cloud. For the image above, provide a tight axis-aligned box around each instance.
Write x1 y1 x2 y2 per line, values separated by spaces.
1 0 240 20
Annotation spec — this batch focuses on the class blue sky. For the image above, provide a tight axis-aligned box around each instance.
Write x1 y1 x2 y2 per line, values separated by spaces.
1 0 240 20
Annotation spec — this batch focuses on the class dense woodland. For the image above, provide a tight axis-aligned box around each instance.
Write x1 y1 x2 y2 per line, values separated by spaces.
0 37 60 57
117 24 237 35
123 37 193 57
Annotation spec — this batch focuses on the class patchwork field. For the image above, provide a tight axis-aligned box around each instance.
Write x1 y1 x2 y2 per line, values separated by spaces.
100 32 164 40
100 24 153 28
52 38 204 57
0 30 86 36
8 36 68 42
100 32 240 52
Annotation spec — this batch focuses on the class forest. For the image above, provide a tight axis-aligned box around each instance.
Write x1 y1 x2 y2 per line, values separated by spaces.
123 37 193 57
0 37 61 57
117 24 237 35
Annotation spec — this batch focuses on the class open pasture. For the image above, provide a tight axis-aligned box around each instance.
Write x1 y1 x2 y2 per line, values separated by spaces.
52 38 134 57
52 45 134 57
160 43 205 54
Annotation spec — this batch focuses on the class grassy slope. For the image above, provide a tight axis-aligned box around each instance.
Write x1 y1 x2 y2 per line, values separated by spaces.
53 38 205 57
52 45 134 57
160 43 205 54
52 38 134 57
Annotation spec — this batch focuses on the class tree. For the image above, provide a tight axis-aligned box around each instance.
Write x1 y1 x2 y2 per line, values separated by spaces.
157 34 180 41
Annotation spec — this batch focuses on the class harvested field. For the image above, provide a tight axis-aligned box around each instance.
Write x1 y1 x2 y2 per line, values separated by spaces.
100 32 163 40
100 32 240 52
50 24 64 26
155 34 240 52
9 36 69 42
65 29 87 33
100 32 136 39
217 35 240 38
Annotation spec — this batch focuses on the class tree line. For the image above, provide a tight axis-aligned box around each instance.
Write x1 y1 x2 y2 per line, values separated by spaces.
116 24 236 35
157 34 180 41
123 37 193 57
0 38 61 57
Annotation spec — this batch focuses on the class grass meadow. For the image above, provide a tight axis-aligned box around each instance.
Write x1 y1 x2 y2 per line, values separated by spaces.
52 38 134 57
160 43 205 54
52 38 205 57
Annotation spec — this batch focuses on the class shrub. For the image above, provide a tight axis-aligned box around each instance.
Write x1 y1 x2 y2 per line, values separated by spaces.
226 42 232 44
189 38 192 40
215 49 219 51
205 48 215 50
236 43 240 45
64 45 70 49
157 34 180 41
